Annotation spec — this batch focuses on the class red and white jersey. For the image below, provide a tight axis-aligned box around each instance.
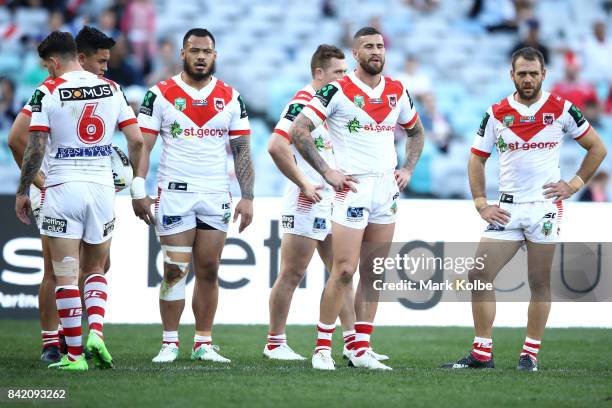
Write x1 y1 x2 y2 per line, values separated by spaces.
29 71 137 188
471 91 591 202
137 74 250 193
273 84 335 186
301 71 418 175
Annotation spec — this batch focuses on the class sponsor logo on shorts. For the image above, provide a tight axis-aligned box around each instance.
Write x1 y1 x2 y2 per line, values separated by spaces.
33 208 41 224
346 207 364 221
313 217 327 231
103 218 115 237
162 215 183 229
390 201 398 215
42 217 67 233
486 223 505 232
222 212 231 224
167 182 187 191
282 215 294 229
392 192 400 200
542 220 553 236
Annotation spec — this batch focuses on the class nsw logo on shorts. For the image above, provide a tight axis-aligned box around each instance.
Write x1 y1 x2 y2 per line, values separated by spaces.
313 217 327 231
282 215 294 229
42 217 67 233
486 223 505 232
103 218 115 237
346 207 364 221
162 215 183 229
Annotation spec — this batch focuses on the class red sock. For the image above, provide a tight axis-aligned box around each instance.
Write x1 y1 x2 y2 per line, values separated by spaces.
521 337 541 361
56 285 83 361
84 274 107 337
353 322 373 357
315 322 335 352
162 331 179 347
41 330 59 349
266 333 286 351
471 336 493 361
193 335 212 351
343 330 356 350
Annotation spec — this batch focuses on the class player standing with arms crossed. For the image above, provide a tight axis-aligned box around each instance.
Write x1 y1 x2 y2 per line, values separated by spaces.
8 26 122 364
137 28 254 364
15 31 149 371
266 44 387 361
442 47 606 371
289 27 425 370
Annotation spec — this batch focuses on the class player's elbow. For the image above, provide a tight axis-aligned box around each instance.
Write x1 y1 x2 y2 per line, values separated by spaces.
267 137 285 159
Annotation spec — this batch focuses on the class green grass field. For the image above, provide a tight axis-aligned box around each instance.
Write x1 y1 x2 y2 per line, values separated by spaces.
0 321 610 407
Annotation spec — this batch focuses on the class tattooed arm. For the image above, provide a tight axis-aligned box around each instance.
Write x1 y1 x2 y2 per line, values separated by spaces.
289 114 357 191
17 131 48 195
15 131 48 224
395 117 426 190
229 136 254 232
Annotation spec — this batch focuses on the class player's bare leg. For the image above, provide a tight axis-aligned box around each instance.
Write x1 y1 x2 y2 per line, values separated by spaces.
46 237 93 371
471 238 523 338
190 227 230 363
152 229 195 363
517 241 555 371
442 238 521 369
39 235 61 362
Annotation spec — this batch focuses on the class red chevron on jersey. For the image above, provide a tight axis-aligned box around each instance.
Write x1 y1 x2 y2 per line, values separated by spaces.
337 75 404 124
99 76 119 90
42 77 67 94
292 90 313 103
156 78 233 128
492 94 564 142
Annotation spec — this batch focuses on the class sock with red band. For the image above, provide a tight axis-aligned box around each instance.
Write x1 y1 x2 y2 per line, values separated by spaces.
55 285 83 361
520 336 541 361
343 330 356 351
266 333 286 351
353 322 373 357
315 322 335 352
193 334 212 351
471 336 493 361
83 274 108 337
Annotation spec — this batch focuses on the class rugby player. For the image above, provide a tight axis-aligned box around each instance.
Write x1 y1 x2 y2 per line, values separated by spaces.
288 27 425 370
442 47 606 371
15 31 149 371
137 28 254 364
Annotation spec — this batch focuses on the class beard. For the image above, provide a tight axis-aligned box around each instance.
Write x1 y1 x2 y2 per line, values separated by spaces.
514 80 542 101
359 57 384 75
184 59 216 81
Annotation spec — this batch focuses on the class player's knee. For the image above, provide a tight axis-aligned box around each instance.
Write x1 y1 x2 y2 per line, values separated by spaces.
333 261 355 285
468 266 490 283
52 256 79 284
160 260 189 301
528 274 550 296
279 266 306 288
195 258 220 282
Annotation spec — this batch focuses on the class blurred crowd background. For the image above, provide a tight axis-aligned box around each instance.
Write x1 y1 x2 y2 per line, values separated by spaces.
0 0 611 201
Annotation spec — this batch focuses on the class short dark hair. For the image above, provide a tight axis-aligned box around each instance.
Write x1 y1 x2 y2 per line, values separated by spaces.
310 44 345 75
511 47 545 70
182 28 215 48
37 31 77 60
353 26 382 40
75 26 116 56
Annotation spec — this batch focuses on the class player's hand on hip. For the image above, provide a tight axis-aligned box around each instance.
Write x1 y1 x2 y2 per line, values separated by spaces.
323 168 358 193
15 193 32 225
300 183 323 203
479 204 511 225
394 168 412 191
543 181 573 202
33 171 45 190
233 198 253 233
132 196 155 225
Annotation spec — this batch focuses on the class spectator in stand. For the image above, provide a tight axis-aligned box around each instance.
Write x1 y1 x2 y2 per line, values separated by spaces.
404 0 440 13
105 35 142 86
396 54 433 102
551 51 599 112
145 38 181 86
510 18 549 64
120 0 156 74
578 171 609 202
97 8 121 40
0 77 19 130
419 92 453 154
582 20 612 83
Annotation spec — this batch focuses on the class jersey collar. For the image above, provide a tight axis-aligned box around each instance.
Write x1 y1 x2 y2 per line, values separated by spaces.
348 71 385 98
174 73 217 100
507 91 550 115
